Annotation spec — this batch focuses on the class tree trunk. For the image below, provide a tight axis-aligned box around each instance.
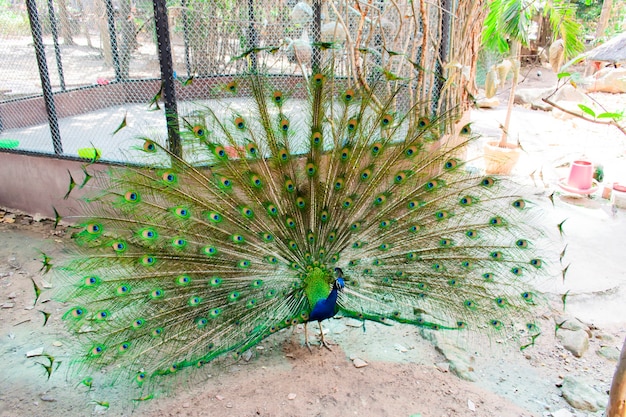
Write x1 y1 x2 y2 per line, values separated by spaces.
57 0 75 45
499 41 521 147
607 336 626 417
118 0 137 80
595 0 614 40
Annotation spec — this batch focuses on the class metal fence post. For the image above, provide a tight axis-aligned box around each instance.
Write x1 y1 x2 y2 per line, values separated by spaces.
46 0 66 91
181 0 192 78
104 0 122 81
153 0 182 159
26 0 63 155
311 0 321 73
247 0 258 71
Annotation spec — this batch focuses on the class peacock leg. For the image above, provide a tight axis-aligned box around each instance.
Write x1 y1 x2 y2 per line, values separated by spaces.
304 322 312 352
318 322 333 351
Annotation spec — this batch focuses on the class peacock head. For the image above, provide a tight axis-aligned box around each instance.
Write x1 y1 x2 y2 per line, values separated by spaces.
333 267 345 291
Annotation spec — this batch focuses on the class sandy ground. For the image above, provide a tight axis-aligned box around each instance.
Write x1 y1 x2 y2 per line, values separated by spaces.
1 63 626 416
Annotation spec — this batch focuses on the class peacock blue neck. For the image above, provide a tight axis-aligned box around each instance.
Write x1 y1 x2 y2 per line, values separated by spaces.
303 267 333 311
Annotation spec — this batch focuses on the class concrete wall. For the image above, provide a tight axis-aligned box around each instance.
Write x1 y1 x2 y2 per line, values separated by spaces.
0 152 108 219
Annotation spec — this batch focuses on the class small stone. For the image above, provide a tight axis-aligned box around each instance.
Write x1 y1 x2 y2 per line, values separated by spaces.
557 329 589 357
225 403 233 408
26 347 44 357
52 341 63 347
352 358 368 368
40 395 56 402
2 302 14 309
550 409 574 417
215 395 225 401
345 319 363 328
394 343 408 353
287 393 297 400
7 292 17 299
242 350 253 362
560 376 608 411
256 346 265 350
182 402 190 408
467 399 476 411
4 217 15 224
597 346 620 361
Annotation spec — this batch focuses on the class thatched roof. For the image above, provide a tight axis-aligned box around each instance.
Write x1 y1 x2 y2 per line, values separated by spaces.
587 32 626 63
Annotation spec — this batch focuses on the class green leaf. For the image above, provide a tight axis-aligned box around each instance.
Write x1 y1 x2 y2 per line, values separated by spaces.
597 112 623 121
578 104 596 118
556 72 571 79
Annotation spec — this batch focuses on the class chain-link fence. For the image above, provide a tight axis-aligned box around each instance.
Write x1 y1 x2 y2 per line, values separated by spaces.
0 0 485 163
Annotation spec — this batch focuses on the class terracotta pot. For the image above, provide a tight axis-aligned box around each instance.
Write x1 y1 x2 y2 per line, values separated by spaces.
566 160 593 190
483 141 521 175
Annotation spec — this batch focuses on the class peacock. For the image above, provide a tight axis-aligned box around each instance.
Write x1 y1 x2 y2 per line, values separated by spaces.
51 63 559 403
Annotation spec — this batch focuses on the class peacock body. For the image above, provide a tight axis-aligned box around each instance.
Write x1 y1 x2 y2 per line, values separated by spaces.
53 68 557 400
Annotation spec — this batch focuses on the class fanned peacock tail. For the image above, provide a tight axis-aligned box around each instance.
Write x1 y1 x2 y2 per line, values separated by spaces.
54 69 558 399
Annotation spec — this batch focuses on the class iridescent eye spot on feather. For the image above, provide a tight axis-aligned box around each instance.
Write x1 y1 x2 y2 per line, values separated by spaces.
117 284 130 295
202 246 217 256
177 275 191 286
311 131 322 147
90 344 105 357
124 191 139 203
196 318 208 328
521 292 534 303
112 241 126 252
209 308 222 318
516 239 528 248
141 255 156 266
483 272 494 281
174 206 190 218
213 145 227 160
280 118 290 131
352 241 363 249
459 196 474 206
246 299 257 308
435 210 450 220
347 118 358 131
495 297 507 307
86 223 102 235
444 159 459 170
394 172 406 184
188 296 202 307
162 171 177 184
152 327 163 337
273 90 283 104
261 232 274 242
266 256 278 264
288 240 298 251
404 146 417 158
418 117 430 128
379 243 391 251
334 178 344 190
118 342 130 353
371 142 382 156
481 177 495 187
408 200 418 209
350 221 361 231
172 237 186 248
136 372 146 385
489 216 504 226
312 73 324 85
192 125 205 138
381 113 393 127
95 310 109 320
512 199 526 209
342 197 354 209
234 117 245 130
447 279 457 286
265 289 277 298
464 300 477 310
150 289 164 299
360 168 372 181
306 162 317 177
408 224 420 233
285 217 296 228
465 229 478 239
328 230 337 242
226 80 237 93
490 251 503 260
132 318 145 329
490 319 503 329
64 306 86 319
307 232 315 243
460 123 472 135
343 88 354 102
511 267 523 276
461 260 473 268
218 176 232 189
373 259 383 266
208 211 222 223
330 253 340 263
530 258 542 268
296 197 306 209
320 210 329 222
210 277 222 287
231 234 245 244
83 275 100 287
238 259 250 269
406 252 417 261
373 194 387 206
246 142 258 156
143 140 157 153
457 321 467 329
250 174 263 188
340 148 350 161
266 203 278 216
140 228 158 240
278 149 289 162
379 220 390 228
439 238 453 247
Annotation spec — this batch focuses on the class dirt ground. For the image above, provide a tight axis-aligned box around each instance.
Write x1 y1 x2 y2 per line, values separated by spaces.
1 61 626 416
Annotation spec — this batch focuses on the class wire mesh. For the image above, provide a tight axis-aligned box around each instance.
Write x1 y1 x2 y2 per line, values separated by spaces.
0 0 485 163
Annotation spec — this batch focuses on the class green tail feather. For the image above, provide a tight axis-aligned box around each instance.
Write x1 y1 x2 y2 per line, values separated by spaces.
53 69 559 400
